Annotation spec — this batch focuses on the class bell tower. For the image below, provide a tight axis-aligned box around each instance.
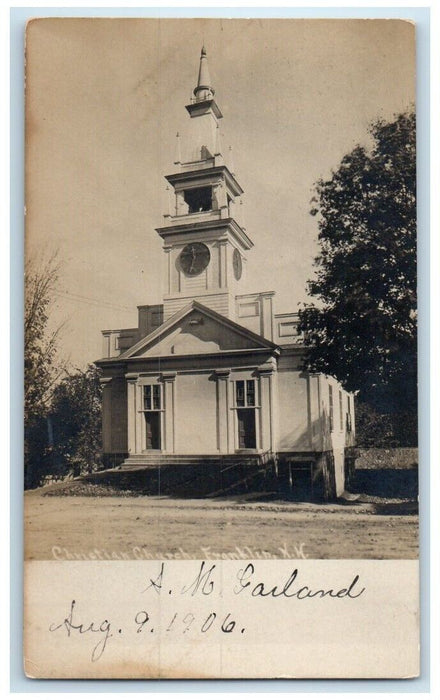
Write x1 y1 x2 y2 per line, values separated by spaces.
156 47 253 321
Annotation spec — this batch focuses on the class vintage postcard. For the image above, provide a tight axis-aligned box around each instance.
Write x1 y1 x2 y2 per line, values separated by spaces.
24 18 419 678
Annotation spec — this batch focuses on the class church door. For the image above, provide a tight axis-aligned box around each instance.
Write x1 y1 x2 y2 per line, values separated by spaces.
145 412 161 450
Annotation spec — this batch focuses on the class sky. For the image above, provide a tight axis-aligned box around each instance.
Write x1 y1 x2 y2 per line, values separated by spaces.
25 18 415 368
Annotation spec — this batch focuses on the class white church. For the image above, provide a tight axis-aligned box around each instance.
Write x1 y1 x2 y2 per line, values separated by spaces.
95 48 356 500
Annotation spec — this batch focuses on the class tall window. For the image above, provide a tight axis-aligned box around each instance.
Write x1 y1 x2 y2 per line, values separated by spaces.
142 385 162 450
329 385 334 433
235 380 257 449
235 380 256 407
143 384 161 410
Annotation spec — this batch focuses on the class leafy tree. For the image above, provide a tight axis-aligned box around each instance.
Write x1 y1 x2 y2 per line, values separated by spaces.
50 365 102 476
24 254 103 486
354 400 398 448
24 252 65 487
24 252 63 423
298 111 417 445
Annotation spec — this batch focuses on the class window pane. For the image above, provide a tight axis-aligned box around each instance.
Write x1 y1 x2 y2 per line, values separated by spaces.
339 390 343 431
236 381 245 407
143 385 151 410
246 380 255 406
153 385 161 410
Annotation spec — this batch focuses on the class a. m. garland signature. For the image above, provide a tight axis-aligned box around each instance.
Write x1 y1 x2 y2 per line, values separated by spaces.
49 562 366 662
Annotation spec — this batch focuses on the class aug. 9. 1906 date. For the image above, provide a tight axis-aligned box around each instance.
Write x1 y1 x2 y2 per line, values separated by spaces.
48 561 365 662
135 609 244 636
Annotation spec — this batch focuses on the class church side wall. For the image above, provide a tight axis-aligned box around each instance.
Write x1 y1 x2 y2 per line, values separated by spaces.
308 374 324 452
276 370 311 452
274 367 354 498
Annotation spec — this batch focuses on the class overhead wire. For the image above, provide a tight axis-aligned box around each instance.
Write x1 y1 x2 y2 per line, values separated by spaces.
54 289 133 313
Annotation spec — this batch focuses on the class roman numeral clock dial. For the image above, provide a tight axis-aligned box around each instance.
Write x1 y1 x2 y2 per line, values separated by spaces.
179 243 211 276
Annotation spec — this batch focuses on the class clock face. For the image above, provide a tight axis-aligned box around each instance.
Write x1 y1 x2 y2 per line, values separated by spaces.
233 248 242 280
179 242 211 277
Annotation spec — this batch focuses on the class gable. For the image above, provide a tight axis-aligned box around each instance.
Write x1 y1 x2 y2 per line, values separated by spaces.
131 308 265 358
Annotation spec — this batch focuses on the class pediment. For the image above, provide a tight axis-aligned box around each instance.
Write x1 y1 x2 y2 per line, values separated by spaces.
119 302 277 359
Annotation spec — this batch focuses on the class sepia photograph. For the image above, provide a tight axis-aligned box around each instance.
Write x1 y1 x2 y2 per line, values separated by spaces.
23 17 419 678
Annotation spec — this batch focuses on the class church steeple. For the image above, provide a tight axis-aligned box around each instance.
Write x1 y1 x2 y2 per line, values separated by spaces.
185 47 222 124
193 46 215 101
156 48 253 322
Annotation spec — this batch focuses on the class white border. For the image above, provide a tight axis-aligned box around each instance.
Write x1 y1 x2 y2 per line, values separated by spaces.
5 2 437 696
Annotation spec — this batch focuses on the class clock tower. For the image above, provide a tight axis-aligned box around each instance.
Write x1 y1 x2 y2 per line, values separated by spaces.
156 47 253 322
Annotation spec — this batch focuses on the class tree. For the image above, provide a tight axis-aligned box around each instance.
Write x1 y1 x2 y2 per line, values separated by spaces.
298 111 417 445
24 254 104 486
24 252 65 487
50 365 102 476
24 252 62 423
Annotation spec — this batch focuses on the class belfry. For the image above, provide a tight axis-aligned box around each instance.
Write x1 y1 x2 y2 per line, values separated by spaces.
96 48 356 500
158 46 252 323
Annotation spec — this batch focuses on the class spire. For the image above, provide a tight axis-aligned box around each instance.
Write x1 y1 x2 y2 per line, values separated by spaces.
194 46 215 101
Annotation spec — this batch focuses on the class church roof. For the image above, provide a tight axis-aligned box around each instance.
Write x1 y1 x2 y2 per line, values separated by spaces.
114 300 280 361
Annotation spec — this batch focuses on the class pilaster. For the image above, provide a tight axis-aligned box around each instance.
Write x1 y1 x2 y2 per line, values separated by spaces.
125 373 138 455
258 361 276 452
215 369 230 453
135 383 143 454
99 377 112 453
162 372 176 453
218 240 228 288
164 248 172 295
175 190 187 215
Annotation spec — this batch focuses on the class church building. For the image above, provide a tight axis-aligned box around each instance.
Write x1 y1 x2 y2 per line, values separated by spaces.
95 48 356 500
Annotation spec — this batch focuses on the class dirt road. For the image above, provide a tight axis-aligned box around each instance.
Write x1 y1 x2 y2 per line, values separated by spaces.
24 492 418 560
